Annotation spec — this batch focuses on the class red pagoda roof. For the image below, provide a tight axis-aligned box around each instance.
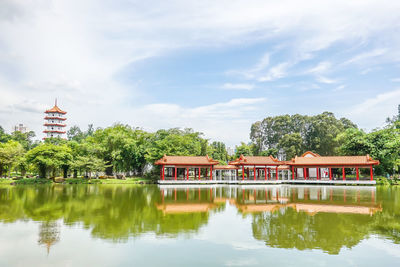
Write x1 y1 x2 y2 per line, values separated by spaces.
43 130 66 134
45 104 67 114
44 123 66 127
44 116 67 121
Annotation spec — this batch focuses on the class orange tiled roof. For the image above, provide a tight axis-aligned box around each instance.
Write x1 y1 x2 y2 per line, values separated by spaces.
229 155 281 165
301 151 321 157
214 165 239 170
45 105 67 114
290 154 379 166
155 155 219 166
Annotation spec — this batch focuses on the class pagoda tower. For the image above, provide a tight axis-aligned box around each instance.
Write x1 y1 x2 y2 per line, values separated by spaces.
43 100 67 139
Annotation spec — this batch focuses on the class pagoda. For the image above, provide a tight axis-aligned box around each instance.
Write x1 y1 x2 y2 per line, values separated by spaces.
43 100 67 139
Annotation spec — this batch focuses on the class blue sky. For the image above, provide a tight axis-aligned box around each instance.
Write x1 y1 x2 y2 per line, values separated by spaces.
0 0 400 146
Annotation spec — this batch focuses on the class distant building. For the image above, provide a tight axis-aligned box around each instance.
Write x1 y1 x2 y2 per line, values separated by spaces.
13 123 28 133
43 100 67 139
226 147 235 156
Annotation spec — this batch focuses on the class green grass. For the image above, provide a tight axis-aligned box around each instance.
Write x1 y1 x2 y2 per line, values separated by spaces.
64 177 151 184
14 178 53 185
0 178 13 185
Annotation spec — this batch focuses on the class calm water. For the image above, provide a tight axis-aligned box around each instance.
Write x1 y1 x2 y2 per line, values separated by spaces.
0 184 399 266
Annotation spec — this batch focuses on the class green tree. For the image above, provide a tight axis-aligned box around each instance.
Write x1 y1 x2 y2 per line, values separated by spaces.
234 142 253 158
210 141 228 162
0 126 11 143
278 133 303 160
11 130 36 150
25 143 73 178
0 140 24 177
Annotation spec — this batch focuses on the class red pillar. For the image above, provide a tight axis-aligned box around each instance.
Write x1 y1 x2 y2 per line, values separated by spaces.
329 167 332 180
174 167 177 180
210 166 213 180
316 168 320 180
268 168 271 179
198 167 201 180
242 165 245 180
276 166 278 180
292 166 295 180
370 166 373 181
187 168 189 180
254 166 256 180
342 167 345 181
303 168 306 180
356 167 359 181
264 167 267 180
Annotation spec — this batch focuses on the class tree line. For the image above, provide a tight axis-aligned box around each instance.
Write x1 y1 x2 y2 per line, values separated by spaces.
1 105 399 178
248 107 400 175
0 125 229 179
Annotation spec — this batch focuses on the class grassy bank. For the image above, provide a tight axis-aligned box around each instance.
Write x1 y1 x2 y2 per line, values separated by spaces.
0 177 154 185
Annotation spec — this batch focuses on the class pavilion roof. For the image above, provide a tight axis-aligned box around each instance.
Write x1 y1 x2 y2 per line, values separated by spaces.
45 105 67 114
229 155 281 166
155 155 219 166
214 165 239 170
289 154 379 166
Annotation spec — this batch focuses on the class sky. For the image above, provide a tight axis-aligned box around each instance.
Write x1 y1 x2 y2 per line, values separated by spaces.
0 0 400 146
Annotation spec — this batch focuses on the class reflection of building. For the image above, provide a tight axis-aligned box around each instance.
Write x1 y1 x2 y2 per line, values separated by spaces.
158 186 381 216
43 100 67 139
13 123 28 133
38 221 60 254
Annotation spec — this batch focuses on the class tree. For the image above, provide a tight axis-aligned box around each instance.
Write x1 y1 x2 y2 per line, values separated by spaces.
0 126 11 143
336 126 400 175
278 133 303 160
234 142 254 158
210 141 228 162
71 155 108 178
11 130 36 150
25 143 73 178
0 140 24 177
250 112 357 156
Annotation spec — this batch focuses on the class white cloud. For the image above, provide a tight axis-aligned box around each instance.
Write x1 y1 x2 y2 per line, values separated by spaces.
306 61 332 74
391 78 400 82
221 83 254 91
1 0 400 143
343 48 387 65
316 76 338 84
134 98 266 146
347 88 400 129
258 63 290 82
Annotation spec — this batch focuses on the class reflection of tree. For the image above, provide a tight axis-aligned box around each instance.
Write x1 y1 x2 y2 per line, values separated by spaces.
0 185 212 243
252 208 373 254
0 185 399 253
38 221 60 254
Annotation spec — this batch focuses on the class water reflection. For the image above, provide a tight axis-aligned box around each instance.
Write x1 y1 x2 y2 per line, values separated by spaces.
0 185 399 255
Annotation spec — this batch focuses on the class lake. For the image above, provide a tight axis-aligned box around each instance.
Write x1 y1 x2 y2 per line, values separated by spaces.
0 184 399 266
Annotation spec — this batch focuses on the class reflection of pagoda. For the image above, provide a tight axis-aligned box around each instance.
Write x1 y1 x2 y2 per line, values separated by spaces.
43 99 67 139
38 221 60 255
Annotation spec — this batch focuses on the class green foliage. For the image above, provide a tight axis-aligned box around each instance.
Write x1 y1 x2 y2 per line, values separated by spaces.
0 140 24 177
14 178 52 185
145 128 205 163
250 112 357 159
25 143 73 178
0 126 11 143
336 125 400 175
209 141 228 162
10 130 37 150
234 142 254 158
